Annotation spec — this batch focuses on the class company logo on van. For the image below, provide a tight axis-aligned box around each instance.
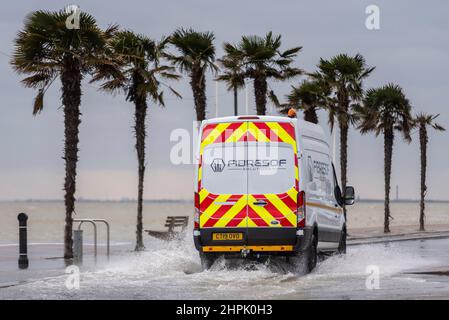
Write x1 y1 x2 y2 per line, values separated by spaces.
210 158 288 173
228 159 287 168
210 158 226 173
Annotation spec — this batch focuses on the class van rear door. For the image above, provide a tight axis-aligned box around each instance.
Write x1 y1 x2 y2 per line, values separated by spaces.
198 120 298 246
245 121 298 245
199 122 249 250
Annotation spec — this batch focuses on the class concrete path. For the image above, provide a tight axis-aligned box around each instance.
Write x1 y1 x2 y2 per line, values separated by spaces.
348 224 449 245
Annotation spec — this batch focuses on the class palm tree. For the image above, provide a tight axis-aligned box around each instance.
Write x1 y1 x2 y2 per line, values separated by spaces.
413 113 445 231
284 80 328 124
223 32 302 115
168 28 217 122
92 31 180 251
11 10 117 259
357 84 413 233
216 55 245 116
311 54 375 218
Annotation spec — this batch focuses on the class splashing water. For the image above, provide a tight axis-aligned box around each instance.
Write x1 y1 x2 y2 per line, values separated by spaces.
1 235 448 300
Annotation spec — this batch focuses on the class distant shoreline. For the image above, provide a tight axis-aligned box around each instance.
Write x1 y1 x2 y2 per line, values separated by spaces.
356 199 449 204
1 199 449 204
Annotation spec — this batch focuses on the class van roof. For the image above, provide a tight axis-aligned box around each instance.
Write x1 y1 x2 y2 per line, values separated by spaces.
201 115 293 125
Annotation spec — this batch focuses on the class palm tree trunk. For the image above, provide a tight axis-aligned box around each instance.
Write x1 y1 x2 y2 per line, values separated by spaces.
339 122 348 219
419 124 427 231
61 56 82 260
303 106 318 124
233 85 238 116
384 128 394 233
254 76 267 115
134 83 147 252
190 68 207 121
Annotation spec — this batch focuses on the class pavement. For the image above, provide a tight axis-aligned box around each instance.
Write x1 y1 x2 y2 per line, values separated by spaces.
0 243 129 288
348 224 449 245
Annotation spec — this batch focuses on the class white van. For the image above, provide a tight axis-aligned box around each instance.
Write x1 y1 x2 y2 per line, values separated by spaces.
193 115 355 271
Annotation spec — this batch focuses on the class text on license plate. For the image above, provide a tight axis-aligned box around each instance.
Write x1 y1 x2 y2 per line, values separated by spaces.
212 233 243 241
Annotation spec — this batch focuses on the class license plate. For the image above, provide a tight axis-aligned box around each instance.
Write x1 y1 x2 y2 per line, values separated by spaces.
212 233 243 241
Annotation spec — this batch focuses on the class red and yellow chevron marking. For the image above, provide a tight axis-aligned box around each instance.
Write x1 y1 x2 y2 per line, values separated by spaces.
200 121 296 152
199 189 247 228
198 120 299 229
199 187 298 228
247 191 297 227
197 156 202 191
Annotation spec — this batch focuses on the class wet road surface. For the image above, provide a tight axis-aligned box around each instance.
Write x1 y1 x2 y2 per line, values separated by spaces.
1 236 449 299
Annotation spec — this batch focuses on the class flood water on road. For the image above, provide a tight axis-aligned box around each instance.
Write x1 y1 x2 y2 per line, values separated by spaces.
1 235 449 300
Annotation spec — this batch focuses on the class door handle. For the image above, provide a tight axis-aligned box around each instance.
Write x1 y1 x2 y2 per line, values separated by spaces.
253 200 268 206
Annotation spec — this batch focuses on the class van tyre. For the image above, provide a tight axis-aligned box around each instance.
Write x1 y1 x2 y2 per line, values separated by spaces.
338 229 347 254
306 233 318 272
200 252 216 270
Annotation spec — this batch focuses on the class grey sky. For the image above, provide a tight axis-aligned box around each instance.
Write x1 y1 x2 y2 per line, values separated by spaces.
0 0 448 200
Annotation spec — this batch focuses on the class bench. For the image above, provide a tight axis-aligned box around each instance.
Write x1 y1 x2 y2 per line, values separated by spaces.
145 216 189 240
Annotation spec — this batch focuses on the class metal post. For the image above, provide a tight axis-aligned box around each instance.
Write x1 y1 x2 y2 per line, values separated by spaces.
73 229 83 263
76 220 97 257
17 213 29 269
245 80 249 115
215 80 219 117
92 219 110 258
332 128 337 164
234 86 238 116
73 219 110 259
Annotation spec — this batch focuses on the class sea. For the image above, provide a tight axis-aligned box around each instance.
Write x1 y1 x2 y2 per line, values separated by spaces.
1 200 448 245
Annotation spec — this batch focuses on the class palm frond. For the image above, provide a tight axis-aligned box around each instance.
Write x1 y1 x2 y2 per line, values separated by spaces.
169 28 216 73
12 9 117 113
32 89 44 115
357 84 414 141
415 112 446 132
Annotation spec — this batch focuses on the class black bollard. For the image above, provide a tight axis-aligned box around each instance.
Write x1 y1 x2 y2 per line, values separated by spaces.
17 213 29 269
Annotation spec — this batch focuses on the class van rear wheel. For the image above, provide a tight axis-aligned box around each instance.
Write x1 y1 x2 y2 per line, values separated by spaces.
200 252 216 270
306 233 318 272
291 233 318 273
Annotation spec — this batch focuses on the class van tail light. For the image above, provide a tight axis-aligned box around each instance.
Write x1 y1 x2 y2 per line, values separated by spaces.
194 192 200 230
297 191 306 228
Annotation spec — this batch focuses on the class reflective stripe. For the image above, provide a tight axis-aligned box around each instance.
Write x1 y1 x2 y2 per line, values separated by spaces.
248 195 277 227
200 123 231 153
306 202 343 213
199 188 210 204
213 196 247 228
265 194 297 226
247 122 270 142
224 122 247 143
200 194 232 227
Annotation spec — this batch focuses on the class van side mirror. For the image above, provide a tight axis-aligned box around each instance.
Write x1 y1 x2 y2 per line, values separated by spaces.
334 186 344 207
344 186 355 205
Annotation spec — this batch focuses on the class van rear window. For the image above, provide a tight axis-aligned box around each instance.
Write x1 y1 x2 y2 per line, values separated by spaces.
201 142 295 195
202 144 247 195
247 143 295 194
